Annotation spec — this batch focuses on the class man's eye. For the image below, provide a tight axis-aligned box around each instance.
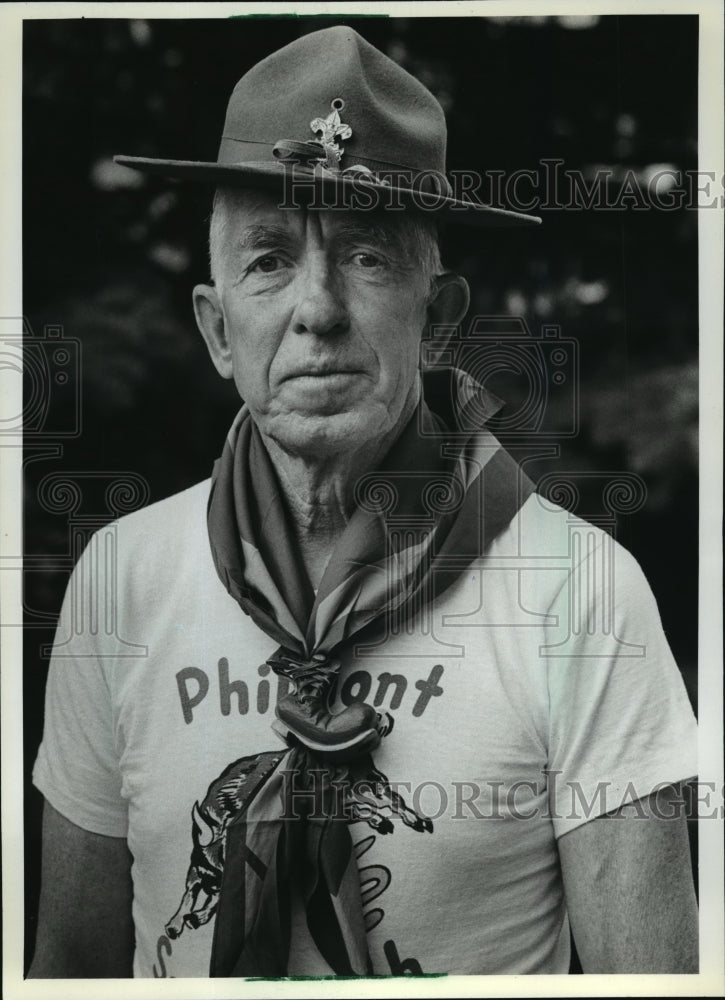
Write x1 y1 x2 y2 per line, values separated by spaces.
250 254 286 274
353 252 386 269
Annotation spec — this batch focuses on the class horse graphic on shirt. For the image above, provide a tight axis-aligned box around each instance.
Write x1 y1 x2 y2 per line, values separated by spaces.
165 749 433 940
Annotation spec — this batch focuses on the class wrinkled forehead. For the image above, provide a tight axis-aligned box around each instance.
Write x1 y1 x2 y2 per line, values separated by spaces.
214 186 420 251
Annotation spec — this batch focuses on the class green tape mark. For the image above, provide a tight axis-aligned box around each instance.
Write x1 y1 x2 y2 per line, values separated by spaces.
228 13 389 19
246 973 447 981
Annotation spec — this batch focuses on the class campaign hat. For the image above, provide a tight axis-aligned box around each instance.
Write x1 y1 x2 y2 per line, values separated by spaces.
115 26 540 228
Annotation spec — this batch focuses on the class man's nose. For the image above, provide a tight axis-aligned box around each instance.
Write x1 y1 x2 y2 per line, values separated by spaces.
292 256 349 337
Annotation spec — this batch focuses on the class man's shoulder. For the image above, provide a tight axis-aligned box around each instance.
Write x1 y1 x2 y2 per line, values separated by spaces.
486 489 653 603
113 478 211 538
57 479 220 649
492 489 622 556
86 478 213 581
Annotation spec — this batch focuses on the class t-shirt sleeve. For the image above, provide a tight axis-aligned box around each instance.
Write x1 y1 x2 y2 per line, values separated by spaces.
32 529 129 838
545 532 697 838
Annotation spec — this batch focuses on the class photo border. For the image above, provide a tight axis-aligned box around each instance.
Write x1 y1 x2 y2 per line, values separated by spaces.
2 1 722 997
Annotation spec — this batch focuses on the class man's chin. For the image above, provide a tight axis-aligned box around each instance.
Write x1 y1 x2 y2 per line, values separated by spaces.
260 409 382 459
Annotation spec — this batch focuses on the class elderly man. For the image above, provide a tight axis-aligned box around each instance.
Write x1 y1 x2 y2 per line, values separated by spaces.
30 27 697 978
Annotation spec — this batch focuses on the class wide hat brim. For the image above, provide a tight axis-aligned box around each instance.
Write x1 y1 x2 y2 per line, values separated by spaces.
113 155 541 229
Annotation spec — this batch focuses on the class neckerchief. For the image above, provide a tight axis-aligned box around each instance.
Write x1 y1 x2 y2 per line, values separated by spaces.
206 368 534 976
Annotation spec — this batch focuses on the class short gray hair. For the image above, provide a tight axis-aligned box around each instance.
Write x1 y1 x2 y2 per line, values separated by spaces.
208 186 442 297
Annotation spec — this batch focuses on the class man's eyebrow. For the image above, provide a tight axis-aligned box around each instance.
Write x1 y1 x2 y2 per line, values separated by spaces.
228 220 414 262
333 222 405 251
231 225 296 253
333 222 418 268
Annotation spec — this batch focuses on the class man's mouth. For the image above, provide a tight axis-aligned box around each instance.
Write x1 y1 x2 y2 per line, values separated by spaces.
282 367 363 382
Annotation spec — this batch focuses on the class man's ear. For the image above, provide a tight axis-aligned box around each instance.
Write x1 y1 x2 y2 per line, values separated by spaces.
424 273 470 363
193 284 233 379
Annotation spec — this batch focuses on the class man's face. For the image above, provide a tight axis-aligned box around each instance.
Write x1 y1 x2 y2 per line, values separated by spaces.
196 190 434 460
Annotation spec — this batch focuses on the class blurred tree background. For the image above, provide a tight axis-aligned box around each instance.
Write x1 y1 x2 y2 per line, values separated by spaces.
22 14 698 971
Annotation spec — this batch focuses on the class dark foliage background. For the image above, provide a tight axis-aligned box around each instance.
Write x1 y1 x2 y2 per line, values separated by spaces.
22 13 698 973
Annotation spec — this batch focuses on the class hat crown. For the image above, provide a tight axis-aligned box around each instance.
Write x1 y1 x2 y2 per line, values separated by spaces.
114 26 541 227
219 26 447 174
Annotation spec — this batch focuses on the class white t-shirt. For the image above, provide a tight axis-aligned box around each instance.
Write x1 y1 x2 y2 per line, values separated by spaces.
33 478 697 977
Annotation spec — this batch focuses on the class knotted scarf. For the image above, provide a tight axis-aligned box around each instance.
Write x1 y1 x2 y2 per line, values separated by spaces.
206 368 534 976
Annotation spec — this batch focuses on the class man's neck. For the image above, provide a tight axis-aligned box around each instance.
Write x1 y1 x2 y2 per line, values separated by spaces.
259 395 419 590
